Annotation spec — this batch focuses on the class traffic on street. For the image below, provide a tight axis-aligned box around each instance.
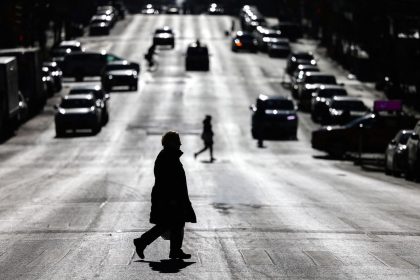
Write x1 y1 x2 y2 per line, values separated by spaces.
1 1 420 279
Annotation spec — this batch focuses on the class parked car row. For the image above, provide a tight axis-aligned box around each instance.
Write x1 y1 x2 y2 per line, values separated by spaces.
89 4 125 36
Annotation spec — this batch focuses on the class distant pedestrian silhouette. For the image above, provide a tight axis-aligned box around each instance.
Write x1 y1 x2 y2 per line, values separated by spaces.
134 131 196 260
194 115 215 162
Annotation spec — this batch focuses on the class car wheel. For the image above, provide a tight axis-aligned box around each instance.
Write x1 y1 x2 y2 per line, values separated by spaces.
55 126 65 138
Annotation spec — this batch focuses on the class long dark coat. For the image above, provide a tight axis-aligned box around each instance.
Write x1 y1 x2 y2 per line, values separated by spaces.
150 148 197 224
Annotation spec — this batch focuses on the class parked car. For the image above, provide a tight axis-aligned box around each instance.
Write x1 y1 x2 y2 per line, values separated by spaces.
271 22 302 42
51 40 84 66
61 51 139 81
186 41 210 71
267 38 291 58
311 85 348 122
54 94 102 137
166 5 180 14
321 97 369 125
312 113 416 158
385 130 413 176
69 85 110 124
101 60 139 92
42 61 63 93
250 95 298 142
286 52 317 75
291 64 320 96
41 66 55 96
253 27 285 52
296 72 338 111
153 27 175 48
406 121 420 180
231 31 258 53
89 21 112 36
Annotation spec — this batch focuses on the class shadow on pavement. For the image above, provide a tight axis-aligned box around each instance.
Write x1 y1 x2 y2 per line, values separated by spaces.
136 259 196 273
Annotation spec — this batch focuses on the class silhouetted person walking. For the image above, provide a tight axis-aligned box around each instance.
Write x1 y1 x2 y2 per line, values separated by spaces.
134 131 196 259
194 115 215 162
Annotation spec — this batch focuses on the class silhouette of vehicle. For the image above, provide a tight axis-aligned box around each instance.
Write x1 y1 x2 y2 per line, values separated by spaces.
291 64 320 96
253 26 285 52
250 95 298 141
311 85 347 122
406 121 420 180
69 85 110 124
101 60 139 92
186 42 209 71
312 113 416 158
54 94 103 137
271 22 302 42
385 130 412 176
267 38 291 58
231 31 258 53
320 97 369 125
51 41 84 67
61 51 139 81
153 27 175 48
42 61 63 93
296 72 338 111
286 51 317 75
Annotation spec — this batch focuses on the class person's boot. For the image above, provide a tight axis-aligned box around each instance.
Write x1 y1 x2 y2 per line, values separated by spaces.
133 238 147 259
169 249 191 259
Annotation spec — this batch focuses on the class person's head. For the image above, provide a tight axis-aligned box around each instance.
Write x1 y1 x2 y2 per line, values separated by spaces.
161 131 181 150
205 115 212 121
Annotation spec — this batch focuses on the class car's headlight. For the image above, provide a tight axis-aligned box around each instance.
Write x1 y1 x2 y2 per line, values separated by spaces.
287 115 296 121
108 75 113 80
58 108 65 114
330 109 343 115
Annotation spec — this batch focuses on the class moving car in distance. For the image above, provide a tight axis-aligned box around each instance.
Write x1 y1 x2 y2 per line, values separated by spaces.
311 85 347 122
61 51 139 82
286 51 317 75
385 130 413 176
101 60 139 92
54 94 103 137
208 3 224 15
166 6 180 14
296 72 338 111
51 40 84 66
42 61 63 93
250 95 298 143
153 27 175 49
69 85 110 124
142 4 159 15
312 108 417 158
231 31 258 53
321 97 369 125
186 41 210 71
267 38 291 58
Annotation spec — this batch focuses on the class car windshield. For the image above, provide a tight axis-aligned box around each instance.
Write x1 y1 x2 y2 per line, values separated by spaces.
345 114 374 128
294 53 313 60
305 75 336 84
70 89 104 99
260 100 294 110
266 33 283 38
187 47 208 55
156 29 172 34
61 99 94 108
332 100 366 111
318 89 347 98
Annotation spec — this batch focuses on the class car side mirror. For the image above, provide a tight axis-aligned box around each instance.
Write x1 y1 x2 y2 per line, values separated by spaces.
339 83 345 86
53 104 59 110
411 133 419 140
105 94 110 100
390 139 397 145
249 104 256 111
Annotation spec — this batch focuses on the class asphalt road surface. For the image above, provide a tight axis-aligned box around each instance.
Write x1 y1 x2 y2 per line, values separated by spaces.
1 15 420 280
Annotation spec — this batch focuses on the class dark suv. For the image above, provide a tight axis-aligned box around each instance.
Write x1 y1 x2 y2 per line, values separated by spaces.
61 51 139 81
250 95 298 142
186 42 210 71
406 121 420 180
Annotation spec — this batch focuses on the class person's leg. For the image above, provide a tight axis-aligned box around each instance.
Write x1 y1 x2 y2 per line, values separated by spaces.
169 222 191 259
194 145 208 158
134 224 168 258
209 144 214 161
